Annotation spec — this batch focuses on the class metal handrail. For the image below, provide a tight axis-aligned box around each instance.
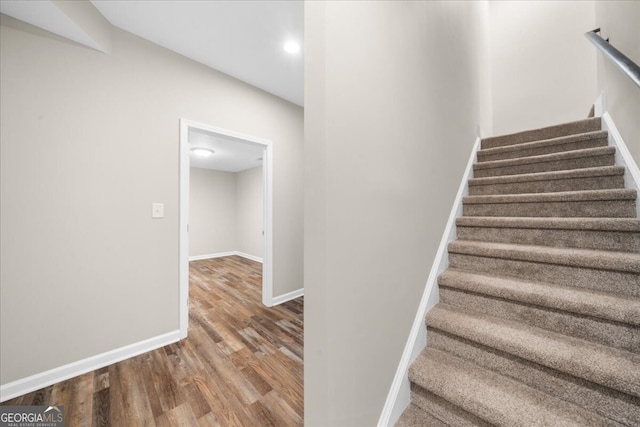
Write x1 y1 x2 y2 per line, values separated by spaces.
585 28 640 88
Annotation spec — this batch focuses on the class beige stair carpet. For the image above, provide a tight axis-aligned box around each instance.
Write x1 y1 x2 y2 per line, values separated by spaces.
396 117 640 427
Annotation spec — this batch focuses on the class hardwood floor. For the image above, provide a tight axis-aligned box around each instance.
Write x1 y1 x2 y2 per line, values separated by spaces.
2 256 304 426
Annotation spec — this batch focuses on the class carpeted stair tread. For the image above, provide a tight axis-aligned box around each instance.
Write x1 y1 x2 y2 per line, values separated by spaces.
473 156 616 178
474 146 615 174
425 329 640 426
426 304 640 398
455 216 640 252
409 347 619 427
468 166 626 196
447 240 640 273
440 268 640 352
481 117 601 149
438 277 640 353
448 251 639 297
463 188 637 217
477 130 608 162
469 165 625 186
464 188 636 205
438 268 640 325
410 387 491 427
456 216 640 231
394 403 448 427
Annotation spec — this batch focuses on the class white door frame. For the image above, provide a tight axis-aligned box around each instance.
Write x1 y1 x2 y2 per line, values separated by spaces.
179 118 274 339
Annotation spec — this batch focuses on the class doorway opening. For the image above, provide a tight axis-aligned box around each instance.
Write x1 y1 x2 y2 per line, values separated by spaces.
179 119 273 338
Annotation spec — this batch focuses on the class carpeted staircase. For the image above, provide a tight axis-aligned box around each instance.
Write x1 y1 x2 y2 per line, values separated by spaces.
396 117 640 426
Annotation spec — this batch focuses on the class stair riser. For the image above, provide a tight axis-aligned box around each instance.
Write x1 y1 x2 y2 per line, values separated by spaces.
473 154 614 178
410 385 491 427
468 174 625 195
411 347 621 426
456 226 640 252
477 138 608 163
448 253 640 297
426 330 640 427
395 404 449 427
481 119 602 149
439 287 640 352
463 199 636 218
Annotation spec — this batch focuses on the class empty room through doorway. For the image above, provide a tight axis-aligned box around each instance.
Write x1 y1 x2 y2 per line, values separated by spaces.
188 127 266 266
179 120 275 334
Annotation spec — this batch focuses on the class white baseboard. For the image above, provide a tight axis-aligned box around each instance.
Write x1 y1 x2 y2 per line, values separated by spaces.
377 136 482 427
270 288 304 305
189 251 237 261
0 330 181 402
189 251 263 263
236 252 263 263
601 112 640 217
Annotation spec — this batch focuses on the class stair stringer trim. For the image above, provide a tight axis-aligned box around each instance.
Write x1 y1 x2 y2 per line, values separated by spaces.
602 111 640 217
377 136 482 427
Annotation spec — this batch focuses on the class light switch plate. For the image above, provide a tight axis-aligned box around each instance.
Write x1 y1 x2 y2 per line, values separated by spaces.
152 203 164 219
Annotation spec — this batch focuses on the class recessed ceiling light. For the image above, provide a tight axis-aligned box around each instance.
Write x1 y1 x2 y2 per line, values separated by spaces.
190 147 215 157
284 40 300 54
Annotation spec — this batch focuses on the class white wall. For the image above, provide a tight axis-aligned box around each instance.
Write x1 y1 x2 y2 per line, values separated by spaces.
237 166 264 258
0 15 303 386
594 1 640 164
304 1 489 425
189 168 237 257
489 1 598 135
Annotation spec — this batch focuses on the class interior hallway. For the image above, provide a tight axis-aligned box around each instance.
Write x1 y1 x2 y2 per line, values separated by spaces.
1 256 304 426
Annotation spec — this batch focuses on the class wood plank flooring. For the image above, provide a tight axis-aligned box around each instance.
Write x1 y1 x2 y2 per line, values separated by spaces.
2 256 304 426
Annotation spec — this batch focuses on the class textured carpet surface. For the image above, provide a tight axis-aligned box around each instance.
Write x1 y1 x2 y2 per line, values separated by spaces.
468 165 626 196
473 146 616 178
396 118 640 426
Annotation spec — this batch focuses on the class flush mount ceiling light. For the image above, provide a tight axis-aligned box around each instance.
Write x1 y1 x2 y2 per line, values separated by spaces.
190 147 215 157
283 40 300 54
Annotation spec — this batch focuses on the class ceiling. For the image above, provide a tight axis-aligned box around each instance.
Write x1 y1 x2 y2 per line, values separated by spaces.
91 0 304 106
188 128 264 173
0 0 303 106
0 0 303 172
